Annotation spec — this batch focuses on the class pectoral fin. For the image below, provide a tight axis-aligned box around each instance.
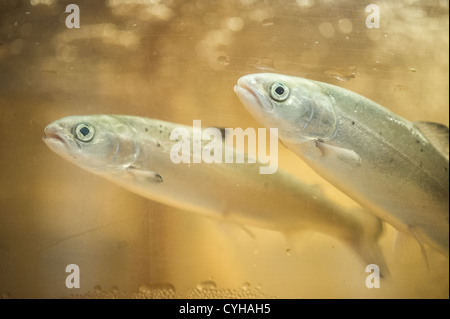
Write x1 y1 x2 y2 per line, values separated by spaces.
315 140 362 169
127 166 163 183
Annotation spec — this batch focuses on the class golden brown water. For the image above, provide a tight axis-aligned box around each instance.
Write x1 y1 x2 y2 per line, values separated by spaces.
0 0 448 298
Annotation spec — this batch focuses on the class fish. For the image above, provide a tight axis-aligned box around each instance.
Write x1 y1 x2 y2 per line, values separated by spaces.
43 114 387 272
234 73 449 257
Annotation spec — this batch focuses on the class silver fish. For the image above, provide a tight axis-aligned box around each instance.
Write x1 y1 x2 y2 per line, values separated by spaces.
43 114 387 271
234 73 449 256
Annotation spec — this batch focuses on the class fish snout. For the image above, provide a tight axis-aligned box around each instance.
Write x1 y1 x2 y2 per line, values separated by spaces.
43 123 65 142
42 123 77 155
235 75 273 112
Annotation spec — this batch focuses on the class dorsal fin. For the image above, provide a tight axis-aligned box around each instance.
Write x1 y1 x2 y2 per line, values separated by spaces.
414 122 449 159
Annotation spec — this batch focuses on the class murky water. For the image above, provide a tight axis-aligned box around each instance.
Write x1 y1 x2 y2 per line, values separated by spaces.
0 0 448 298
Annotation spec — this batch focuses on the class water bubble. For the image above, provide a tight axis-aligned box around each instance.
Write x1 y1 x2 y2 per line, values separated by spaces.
206 29 233 46
217 55 230 66
318 22 334 38
324 66 357 82
262 19 274 27
241 282 251 291
138 284 152 294
30 0 56 6
196 280 217 291
111 285 119 294
239 0 258 5
338 19 353 34
296 0 314 8
248 8 274 23
150 283 176 293
225 17 244 32
136 283 176 299
148 4 174 21
94 285 103 294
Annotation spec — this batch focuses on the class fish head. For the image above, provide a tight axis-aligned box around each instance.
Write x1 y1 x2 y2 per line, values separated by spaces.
43 115 139 172
234 73 337 143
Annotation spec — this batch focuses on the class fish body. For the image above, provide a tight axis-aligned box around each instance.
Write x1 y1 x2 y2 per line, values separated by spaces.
43 114 386 270
234 73 449 256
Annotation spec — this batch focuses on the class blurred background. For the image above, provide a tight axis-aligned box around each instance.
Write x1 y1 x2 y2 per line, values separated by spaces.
0 0 448 298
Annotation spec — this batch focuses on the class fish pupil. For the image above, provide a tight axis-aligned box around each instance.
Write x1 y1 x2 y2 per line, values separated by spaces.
80 126 90 136
275 86 285 95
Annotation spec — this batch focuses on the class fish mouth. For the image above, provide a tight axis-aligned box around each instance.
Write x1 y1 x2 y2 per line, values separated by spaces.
42 125 79 156
234 76 273 112
43 130 65 145
43 125 66 146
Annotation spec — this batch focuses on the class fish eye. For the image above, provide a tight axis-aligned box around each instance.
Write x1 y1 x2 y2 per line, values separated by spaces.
74 123 95 142
270 82 290 102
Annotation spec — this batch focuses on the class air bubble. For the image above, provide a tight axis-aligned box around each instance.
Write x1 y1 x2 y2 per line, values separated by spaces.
111 285 119 294
139 284 152 294
318 22 334 38
296 0 314 7
338 19 353 34
262 19 274 27
225 17 244 32
196 280 217 291
135 283 176 299
324 66 357 82
241 282 251 291
217 55 230 66
94 285 103 294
